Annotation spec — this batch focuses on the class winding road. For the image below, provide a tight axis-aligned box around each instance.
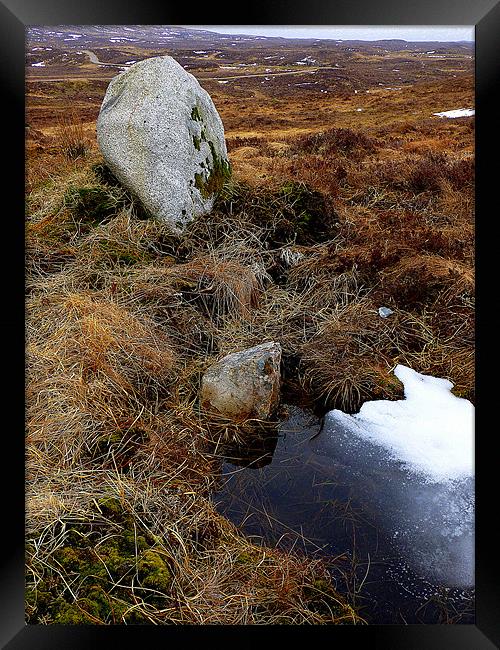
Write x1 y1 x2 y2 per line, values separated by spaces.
81 49 124 68
28 50 348 85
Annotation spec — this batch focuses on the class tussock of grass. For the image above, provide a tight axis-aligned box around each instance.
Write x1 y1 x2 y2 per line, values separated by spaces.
26 290 176 469
56 113 90 160
301 300 403 413
210 178 338 245
165 256 261 320
289 127 377 158
63 184 127 225
380 254 474 308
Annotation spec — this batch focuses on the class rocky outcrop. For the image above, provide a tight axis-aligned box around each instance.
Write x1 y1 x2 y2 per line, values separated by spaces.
200 342 281 422
96 55 230 233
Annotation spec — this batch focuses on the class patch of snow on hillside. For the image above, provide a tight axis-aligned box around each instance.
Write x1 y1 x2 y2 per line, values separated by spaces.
434 108 475 118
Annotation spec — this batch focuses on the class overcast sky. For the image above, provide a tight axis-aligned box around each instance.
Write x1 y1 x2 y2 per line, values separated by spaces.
184 26 474 42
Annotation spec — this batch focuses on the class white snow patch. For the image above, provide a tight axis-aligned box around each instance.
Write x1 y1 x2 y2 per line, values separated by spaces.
31 62 45 67
193 50 207 54
327 365 474 483
313 365 475 587
433 108 475 119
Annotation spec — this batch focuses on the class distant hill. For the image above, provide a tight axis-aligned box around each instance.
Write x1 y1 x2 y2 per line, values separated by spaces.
26 25 474 53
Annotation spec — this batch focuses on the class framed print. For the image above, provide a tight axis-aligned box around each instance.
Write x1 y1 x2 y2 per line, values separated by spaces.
3 0 499 647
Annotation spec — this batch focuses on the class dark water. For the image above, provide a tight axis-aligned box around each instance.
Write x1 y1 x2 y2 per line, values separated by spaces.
211 405 475 624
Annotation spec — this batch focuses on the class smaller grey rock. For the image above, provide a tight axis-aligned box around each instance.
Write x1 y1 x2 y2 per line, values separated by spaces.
200 342 281 421
378 306 394 318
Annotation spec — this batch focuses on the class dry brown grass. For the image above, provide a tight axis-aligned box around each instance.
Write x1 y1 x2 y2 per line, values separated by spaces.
166 256 261 321
26 468 360 624
55 112 91 160
300 300 402 412
26 290 176 468
26 153 366 623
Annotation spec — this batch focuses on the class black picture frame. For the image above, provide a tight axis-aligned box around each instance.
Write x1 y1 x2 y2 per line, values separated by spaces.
5 0 499 647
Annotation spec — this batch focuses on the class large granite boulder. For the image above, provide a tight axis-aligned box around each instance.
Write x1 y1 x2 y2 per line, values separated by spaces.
96 56 230 233
200 342 281 422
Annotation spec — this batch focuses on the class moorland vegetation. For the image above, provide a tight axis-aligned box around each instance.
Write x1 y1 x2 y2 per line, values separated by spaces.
25 36 474 624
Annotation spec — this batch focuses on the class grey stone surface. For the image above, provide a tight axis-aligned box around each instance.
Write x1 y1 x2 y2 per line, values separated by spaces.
378 306 394 318
201 342 282 421
96 55 230 233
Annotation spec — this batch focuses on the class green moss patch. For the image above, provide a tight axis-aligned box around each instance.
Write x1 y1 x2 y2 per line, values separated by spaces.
64 185 126 225
193 141 232 200
26 498 174 624
215 180 337 246
137 550 171 591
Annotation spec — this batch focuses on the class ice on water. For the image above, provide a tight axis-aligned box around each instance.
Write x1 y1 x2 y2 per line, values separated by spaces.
311 364 474 588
